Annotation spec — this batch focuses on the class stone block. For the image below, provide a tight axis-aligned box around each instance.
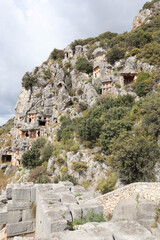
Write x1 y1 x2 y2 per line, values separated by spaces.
0 210 8 224
39 191 60 202
6 220 36 237
7 201 32 211
12 187 31 202
50 219 68 234
59 193 77 204
22 209 35 221
46 204 72 222
71 186 86 195
69 203 82 220
8 211 22 223
79 200 104 218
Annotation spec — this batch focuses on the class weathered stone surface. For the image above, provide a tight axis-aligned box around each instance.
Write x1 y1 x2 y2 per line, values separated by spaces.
6 220 35 237
112 194 138 221
0 209 8 224
12 186 31 202
59 193 77 204
22 209 34 221
101 221 156 240
79 199 104 218
8 211 22 223
133 9 152 29
112 194 157 229
69 203 82 220
7 201 32 211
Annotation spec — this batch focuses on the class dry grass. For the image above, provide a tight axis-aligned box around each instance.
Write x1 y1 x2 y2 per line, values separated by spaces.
0 171 8 191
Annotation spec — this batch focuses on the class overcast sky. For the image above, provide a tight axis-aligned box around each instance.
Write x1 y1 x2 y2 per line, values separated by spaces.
0 0 148 126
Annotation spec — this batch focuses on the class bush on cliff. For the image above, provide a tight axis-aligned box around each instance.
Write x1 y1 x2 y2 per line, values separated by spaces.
28 166 51 183
133 71 153 97
51 48 64 60
22 138 48 169
110 130 160 184
75 57 93 74
22 72 37 90
106 46 125 65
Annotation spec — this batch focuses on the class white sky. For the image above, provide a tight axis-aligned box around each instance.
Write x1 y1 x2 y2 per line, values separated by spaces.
0 0 148 125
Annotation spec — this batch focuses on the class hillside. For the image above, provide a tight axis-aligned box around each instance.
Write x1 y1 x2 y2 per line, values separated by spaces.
0 0 160 193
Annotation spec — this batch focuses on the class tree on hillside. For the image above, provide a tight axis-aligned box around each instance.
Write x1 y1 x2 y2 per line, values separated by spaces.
110 130 160 183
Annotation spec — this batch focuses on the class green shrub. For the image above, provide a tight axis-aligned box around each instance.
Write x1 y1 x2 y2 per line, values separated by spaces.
22 138 46 169
142 0 159 10
96 173 117 194
98 31 118 41
126 30 152 48
41 143 53 162
28 166 50 184
32 137 46 149
94 85 101 95
100 119 133 152
78 102 88 112
56 155 65 166
43 69 51 79
138 43 160 66
110 130 160 184
133 72 152 97
70 143 79 153
22 147 41 169
60 166 68 174
51 48 64 60
60 174 78 185
57 118 76 142
93 154 106 163
75 58 93 74
106 46 125 65
71 161 88 174
53 174 78 185
22 72 37 90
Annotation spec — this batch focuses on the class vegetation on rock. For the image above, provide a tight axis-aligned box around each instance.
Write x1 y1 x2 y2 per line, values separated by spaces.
75 57 93 74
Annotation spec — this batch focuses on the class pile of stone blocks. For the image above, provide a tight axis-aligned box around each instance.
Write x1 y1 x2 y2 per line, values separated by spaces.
0 182 104 238
35 182 103 238
0 183 36 237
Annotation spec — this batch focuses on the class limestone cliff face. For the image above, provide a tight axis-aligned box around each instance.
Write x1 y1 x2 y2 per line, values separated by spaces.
0 1 157 166
133 1 160 29
133 9 152 29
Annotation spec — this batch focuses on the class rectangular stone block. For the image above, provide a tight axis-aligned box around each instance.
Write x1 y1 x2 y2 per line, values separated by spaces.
80 200 104 219
50 219 68 234
6 220 36 237
12 187 31 202
8 211 22 223
7 201 32 211
0 210 8 224
22 209 35 221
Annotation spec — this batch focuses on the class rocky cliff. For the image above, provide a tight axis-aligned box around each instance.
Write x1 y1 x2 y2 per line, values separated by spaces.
0 0 160 189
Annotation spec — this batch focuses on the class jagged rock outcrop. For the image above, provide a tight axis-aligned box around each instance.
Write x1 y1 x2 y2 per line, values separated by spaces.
133 0 160 29
133 9 152 29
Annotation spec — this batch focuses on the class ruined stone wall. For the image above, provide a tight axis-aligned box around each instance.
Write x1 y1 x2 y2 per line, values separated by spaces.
97 182 160 215
0 183 36 237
